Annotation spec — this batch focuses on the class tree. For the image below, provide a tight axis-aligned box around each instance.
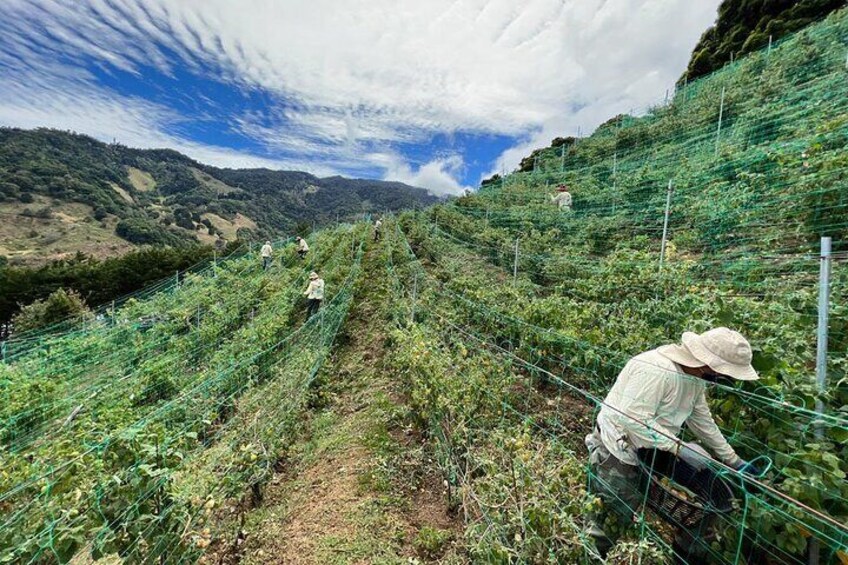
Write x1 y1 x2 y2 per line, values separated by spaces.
12 288 92 333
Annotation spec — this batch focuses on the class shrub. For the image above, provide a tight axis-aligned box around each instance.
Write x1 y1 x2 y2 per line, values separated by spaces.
12 288 92 333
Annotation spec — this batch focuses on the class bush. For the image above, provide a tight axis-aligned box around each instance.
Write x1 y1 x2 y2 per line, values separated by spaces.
12 288 92 333
116 218 188 246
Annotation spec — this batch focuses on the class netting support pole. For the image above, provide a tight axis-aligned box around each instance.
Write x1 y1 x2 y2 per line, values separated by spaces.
410 273 418 325
815 235 831 432
715 87 726 157
560 144 566 172
611 152 618 213
767 35 773 57
1 341 6 364
485 208 490 223
533 155 539 174
808 236 831 565
111 300 116 325
659 180 673 271
175 270 180 290
513 238 519 284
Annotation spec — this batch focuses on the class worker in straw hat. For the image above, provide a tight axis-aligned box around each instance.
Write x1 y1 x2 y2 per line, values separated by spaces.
584 327 762 561
303 271 324 318
550 184 573 211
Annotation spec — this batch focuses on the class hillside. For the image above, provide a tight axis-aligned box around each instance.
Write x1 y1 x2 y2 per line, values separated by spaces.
0 7 847 565
0 128 440 265
680 0 845 83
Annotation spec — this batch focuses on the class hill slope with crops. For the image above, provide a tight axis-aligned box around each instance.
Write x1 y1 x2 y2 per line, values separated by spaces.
1 8 847 565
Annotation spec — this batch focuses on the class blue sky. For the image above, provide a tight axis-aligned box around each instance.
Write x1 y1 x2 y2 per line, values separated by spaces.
0 0 721 195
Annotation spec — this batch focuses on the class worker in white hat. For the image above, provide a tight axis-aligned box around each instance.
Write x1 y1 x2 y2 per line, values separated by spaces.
260 240 273 271
550 184 573 211
584 327 761 559
296 236 310 260
303 271 324 318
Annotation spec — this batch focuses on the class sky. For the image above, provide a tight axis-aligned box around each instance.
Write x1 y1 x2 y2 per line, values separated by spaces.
0 0 722 195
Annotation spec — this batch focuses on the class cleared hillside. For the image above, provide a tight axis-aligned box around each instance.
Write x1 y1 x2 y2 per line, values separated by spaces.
0 8 846 565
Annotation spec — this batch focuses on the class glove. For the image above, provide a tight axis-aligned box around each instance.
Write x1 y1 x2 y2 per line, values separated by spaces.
734 460 763 477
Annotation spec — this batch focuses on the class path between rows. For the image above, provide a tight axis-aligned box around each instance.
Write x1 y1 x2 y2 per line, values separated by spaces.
238 242 463 564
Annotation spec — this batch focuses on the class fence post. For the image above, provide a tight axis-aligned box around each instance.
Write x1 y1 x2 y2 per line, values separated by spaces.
111 300 116 325
513 238 519 284
767 35 773 57
815 236 832 432
659 180 674 271
611 152 618 213
410 273 418 325
560 143 566 172
809 240 832 564
1 341 6 364
533 155 539 174
715 87 726 157
175 270 180 290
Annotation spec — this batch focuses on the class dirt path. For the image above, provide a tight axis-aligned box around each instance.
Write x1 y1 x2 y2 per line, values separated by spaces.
239 243 464 564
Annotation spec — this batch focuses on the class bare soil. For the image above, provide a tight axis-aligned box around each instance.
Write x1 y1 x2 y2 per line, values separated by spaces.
237 244 464 565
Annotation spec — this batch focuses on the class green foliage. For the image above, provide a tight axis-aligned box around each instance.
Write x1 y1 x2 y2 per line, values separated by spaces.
0 245 221 326
116 217 192 246
11 288 91 333
413 526 453 558
0 224 366 563
680 0 844 84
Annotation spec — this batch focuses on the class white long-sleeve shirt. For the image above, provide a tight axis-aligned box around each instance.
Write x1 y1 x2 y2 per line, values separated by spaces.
297 239 309 252
304 279 324 300
260 244 272 258
596 349 741 467
550 192 572 209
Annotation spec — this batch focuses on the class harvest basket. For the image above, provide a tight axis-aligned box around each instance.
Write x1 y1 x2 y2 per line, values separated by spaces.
636 448 734 530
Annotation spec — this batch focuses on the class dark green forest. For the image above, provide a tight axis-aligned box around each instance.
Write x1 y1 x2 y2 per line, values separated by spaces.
0 246 225 329
681 0 845 83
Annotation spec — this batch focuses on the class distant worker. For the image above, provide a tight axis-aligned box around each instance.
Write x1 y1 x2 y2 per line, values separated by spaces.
304 271 324 318
584 328 762 560
260 240 273 270
296 236 309 260
550 185 572 211
374 218 383 241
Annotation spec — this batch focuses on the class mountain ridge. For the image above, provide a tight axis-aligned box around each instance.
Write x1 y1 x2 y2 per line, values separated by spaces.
0 127 440 265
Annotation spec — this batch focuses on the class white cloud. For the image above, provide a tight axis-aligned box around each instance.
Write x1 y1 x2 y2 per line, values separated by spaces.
0 0 722 186
383 155 470 196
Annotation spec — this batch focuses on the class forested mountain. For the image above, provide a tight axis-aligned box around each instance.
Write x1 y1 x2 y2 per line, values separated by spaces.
0 128 439 264
680 0 845 83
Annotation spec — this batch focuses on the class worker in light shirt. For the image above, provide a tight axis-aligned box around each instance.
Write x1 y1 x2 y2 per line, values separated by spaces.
303 271 324 318
585 327 762 561
260 240 273 270
550 185 573 211
296 236 309 260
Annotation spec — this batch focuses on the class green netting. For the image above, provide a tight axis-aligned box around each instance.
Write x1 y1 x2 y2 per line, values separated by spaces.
0 224 367 563
382 215 847 564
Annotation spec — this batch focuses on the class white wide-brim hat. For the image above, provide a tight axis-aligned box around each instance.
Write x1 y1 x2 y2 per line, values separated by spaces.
657 327 759 381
